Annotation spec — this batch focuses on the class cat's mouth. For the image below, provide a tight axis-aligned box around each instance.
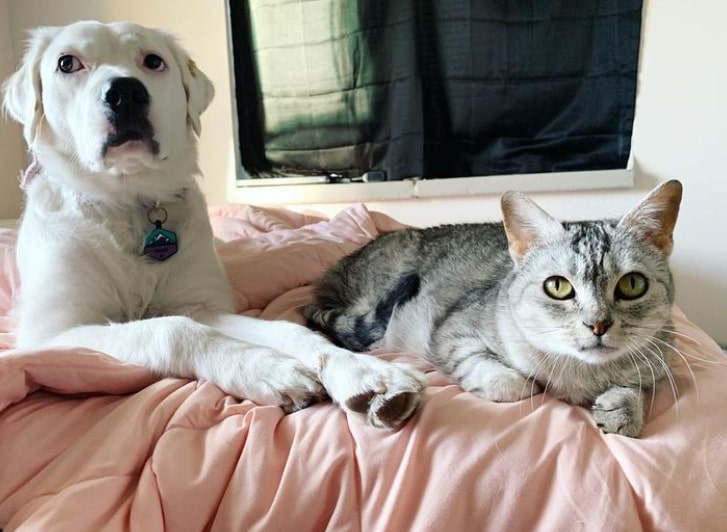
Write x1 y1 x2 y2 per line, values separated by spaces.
576 341 623 363
587 344 616 354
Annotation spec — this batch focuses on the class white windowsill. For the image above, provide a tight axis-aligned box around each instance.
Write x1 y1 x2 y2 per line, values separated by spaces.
227 169 633 205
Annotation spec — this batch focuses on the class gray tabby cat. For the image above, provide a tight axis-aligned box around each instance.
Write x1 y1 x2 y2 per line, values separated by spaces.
304 180 683 438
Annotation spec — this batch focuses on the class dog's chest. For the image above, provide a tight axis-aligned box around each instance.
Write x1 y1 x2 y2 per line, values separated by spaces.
65 200 194 319
21 181 217 322
88 214 176 315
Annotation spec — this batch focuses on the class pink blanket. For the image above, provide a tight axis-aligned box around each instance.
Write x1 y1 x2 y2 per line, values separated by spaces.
1 205 726 531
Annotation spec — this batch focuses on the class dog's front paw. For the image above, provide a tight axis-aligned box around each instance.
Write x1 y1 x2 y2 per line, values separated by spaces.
591 387 644 438
212 345 326 413
319 350 425 429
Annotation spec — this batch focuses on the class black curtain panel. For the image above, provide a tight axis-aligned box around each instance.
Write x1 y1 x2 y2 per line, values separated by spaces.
228 0 643 181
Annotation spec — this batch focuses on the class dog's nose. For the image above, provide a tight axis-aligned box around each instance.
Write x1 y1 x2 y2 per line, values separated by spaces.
104 77 150 116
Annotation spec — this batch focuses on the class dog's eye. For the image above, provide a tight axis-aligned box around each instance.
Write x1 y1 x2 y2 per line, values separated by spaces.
57 55 83 74
143 54 166 72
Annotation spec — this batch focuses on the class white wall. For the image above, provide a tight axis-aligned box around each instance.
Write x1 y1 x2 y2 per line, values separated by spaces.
0 0 25 219
629 0 727 344
1 0 725 343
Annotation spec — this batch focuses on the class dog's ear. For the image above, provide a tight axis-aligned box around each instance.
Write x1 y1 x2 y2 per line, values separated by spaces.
2 26 58 146
182 57 215 136
164 35 215 136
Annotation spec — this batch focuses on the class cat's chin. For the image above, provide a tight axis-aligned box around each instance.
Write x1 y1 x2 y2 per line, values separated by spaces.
571 345 626 365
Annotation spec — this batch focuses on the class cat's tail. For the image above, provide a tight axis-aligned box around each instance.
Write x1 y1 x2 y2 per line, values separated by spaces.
304 273 421 352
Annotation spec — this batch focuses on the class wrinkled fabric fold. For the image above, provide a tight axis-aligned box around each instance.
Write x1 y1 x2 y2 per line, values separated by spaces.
0 205 726 531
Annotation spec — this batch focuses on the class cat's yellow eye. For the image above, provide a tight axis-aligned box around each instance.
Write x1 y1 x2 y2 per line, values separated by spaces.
616 272 648 300
543 276 575 300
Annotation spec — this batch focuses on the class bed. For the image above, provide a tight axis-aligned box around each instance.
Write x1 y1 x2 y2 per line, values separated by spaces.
1 204 726 531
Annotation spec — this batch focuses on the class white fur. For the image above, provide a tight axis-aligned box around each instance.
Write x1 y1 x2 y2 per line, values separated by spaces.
2 21 423 428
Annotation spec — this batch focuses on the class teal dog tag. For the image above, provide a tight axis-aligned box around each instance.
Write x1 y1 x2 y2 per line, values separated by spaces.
143 220 178 261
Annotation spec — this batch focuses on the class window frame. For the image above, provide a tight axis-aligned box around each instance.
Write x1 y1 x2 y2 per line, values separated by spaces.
226 168 633 205
223 2 636 205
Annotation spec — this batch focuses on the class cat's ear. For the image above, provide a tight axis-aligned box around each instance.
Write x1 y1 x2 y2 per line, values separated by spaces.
618 180 682 255
501 191 564 264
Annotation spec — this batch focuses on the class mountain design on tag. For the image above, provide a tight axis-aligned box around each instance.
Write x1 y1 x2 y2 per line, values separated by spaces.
143 226 178 261
151 232 175 245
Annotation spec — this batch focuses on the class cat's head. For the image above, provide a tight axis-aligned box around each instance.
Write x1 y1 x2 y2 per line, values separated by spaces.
500 180 682 365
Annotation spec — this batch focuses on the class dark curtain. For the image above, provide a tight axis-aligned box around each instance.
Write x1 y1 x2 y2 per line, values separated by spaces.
228 0 643 181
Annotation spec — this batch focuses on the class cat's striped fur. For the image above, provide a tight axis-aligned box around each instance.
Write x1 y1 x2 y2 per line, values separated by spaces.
305 181 683 437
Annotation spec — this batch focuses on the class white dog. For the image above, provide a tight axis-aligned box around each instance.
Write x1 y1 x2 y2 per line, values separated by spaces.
2 20 424 428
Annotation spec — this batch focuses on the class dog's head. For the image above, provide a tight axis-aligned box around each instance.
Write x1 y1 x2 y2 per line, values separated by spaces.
2 21 214 190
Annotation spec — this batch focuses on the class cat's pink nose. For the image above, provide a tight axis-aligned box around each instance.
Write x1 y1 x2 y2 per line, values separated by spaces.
584 320 613 337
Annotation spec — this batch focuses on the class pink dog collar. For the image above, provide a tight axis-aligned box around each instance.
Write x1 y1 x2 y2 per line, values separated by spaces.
20 156 41 190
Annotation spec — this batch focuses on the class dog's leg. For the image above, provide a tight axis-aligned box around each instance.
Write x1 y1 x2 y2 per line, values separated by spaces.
197 313 425 429
42 316 325 412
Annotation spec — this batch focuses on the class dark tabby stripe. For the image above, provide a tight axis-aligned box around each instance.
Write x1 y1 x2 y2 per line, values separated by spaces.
306 273 420 351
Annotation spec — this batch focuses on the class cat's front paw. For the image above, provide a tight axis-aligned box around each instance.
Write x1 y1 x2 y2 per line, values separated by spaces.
465 375 542 402
591 387 644 438
459 360 542 402
319 350 426 429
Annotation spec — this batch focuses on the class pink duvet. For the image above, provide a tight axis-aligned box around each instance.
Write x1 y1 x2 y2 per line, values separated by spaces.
1 204 726 531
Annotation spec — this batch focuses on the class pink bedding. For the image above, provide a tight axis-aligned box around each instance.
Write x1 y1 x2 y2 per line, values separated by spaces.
1 204 726 531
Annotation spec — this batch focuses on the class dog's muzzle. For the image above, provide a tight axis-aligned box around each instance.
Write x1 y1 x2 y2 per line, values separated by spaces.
102 76 159 155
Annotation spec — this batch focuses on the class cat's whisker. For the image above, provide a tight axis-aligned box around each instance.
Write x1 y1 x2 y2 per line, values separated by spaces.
647 335 702 403
549 354 574 402
661 341 726 368
538 350 568 402
640 339 680 414
626 339 657 417
632 326 722 367
521 355 549 410
529 330 561 337
657 325 702 346
530 374 544 408
625 350 644 409
539 354 562 401
519 326 563 338
536 351 560 403
645 332 700 377
521 325 564 332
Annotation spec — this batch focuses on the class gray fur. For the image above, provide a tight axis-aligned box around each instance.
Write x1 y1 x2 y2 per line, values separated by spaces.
305 181 683 437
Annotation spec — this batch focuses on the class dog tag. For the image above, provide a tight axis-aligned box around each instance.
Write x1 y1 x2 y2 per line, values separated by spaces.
143 220 178 261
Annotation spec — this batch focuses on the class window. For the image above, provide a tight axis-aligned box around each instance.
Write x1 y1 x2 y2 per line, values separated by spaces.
226 0 641 200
